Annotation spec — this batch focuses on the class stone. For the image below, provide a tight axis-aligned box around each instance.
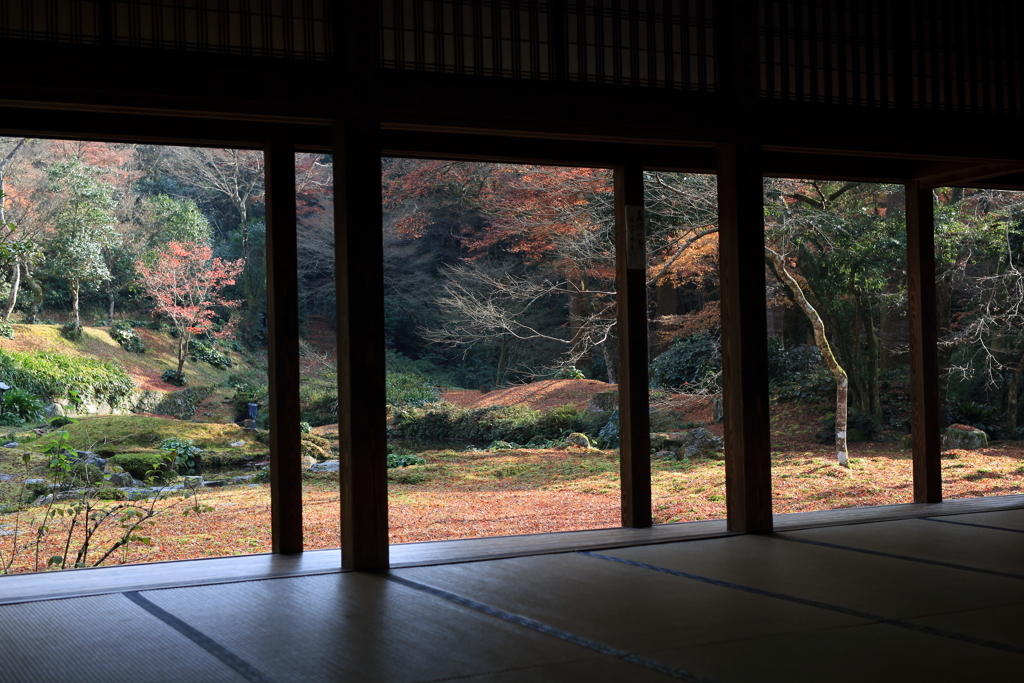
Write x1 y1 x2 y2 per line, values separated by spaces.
654 450 677 460
74 451 107 471
309 460 340 473
202 480 227 487
941 424 988 451
587 390 618 413
682 427 724 459
231 475 255 484
107 472 133 487
564 433 590 448
2 442 18 448
230 441 246 447
301 455 318 467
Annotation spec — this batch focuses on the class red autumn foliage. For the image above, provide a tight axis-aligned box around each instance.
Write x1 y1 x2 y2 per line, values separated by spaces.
136 241 244 382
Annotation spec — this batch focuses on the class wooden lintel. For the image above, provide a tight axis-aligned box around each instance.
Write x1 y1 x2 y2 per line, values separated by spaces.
912 162 1024 189
265 138 303 554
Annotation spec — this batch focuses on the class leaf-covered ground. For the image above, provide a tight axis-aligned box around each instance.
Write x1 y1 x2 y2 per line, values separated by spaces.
1 390 1022 574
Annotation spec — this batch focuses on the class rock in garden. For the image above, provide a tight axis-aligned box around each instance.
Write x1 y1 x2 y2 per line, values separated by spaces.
74 451 107 470
231 475 255 484
230 441 245 447
107 472 133 487
565 432 591 448
588 390 618 413
682 428 724 459
202 480 227 487
309 460 340 473
2 442 18 448
941 424 988 451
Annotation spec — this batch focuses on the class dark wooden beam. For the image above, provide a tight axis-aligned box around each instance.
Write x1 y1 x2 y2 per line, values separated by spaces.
265 137 303 554
905 181 943 503
614 163 651 528
912 162 1024 189
335 118 390 570
718 143 773 533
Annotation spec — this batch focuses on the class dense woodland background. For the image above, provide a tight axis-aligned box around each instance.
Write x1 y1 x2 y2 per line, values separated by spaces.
0 137 1023 443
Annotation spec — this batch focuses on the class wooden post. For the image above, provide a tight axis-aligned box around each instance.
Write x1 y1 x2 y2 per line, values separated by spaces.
717 143 773 533
614 163 651 528
265 137 303 554
906 181 942 503
335 118 389 570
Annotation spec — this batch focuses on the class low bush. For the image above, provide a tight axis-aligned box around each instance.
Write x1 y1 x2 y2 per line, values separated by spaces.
0 321 14 340
188 340 231 369
162 437 203 475
162 369 186 386
1 388 45 423
0 349 136 408
391 402 604 444
60 322 82 341
386 371 440 407
108 453 170 481
109 321 146 353
649 334 721 391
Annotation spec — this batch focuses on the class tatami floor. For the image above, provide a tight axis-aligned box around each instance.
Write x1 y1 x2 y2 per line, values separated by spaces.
1 500 1023 682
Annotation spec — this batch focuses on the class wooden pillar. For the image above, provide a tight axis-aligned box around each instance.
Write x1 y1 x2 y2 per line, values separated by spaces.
717 143 772 533
335 118 389 570
614 163 651 528
265 137 303 554
906 181 942 503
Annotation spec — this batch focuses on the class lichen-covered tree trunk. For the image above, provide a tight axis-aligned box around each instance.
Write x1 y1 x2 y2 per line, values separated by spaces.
1006 352 1024 436
2 261 20 320
603 339 618 385
766 247 850 466
21 262 41 323
69 280 81 332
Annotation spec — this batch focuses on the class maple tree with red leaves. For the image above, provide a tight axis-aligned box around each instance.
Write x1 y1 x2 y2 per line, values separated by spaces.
137 241 244 384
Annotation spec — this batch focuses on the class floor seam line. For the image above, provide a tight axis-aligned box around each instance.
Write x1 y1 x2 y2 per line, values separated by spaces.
771 532 1024 580
123 591 277 683
580 551 1024 657
381 572 717 683
921 516 1024 534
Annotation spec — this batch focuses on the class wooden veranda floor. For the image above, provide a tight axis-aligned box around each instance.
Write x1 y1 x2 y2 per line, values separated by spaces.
1 495 1022 682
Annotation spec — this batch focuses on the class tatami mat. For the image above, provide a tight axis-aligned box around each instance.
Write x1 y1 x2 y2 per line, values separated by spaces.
0 505 1022 682
599 533 1024 619
0 593 249 683
781 515 1024 576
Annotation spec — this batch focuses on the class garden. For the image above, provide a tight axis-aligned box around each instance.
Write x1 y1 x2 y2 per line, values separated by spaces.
0 138 1022 574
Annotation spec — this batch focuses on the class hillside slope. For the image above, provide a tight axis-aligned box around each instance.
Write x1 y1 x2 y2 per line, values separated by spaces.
0 323 255 405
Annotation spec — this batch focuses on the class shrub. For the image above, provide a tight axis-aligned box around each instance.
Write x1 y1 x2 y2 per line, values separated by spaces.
0 321 13 340
386 371 440 408
162 369 187 386
60 322 82 341
0 349 136 408
109 321 146 353
49 416 76 428
187 340 231 369
233 381 268 422
390 402 600 444
553 365 585 380
1 388 45 423
108 453 170 481
650 334 721 391
161 437 203 475
387 452 426 468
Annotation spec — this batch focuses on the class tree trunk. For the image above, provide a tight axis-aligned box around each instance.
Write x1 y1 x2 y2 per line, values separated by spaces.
70 280 81 332
864 312 881 420
106 283 115 326
176 335 188 382
21 263 41 324
1005 352 1024 436
604 341 618 385
2 261 20 320
766 247 850 466
935 272 955 424
494 334 509 386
